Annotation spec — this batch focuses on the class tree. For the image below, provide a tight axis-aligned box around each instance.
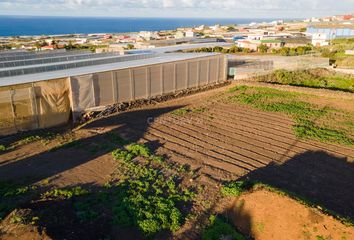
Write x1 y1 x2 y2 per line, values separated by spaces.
127 44 134 50
242 48 252 53
212 46 223 52
227 26 236 32
279 47 290 56
258 44 269 53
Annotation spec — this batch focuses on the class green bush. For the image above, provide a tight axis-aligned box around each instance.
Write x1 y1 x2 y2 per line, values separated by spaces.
0 145 6 152
202 216 245 240
221 181 248 197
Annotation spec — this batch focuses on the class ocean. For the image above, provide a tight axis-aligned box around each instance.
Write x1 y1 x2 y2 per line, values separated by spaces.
0 16 286 37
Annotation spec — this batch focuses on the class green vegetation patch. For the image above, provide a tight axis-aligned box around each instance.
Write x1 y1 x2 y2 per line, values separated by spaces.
172 107 208 116
42 187 88 200
0 144 6 152
202 215 246 240
221 181 249 197
226 86 354 146
252 69 354 92
111 143 195 236
0 181 34 220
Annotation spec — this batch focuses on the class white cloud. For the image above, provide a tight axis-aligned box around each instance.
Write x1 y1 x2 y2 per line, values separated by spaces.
0 0 353 17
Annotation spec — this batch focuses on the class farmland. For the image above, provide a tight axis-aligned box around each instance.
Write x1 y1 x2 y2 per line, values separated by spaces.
0 83 353 239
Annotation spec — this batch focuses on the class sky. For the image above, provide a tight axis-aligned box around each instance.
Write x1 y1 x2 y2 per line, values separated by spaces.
0 0 353 18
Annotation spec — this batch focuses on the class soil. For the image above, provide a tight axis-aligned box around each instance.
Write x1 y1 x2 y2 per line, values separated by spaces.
225 189 354 240
0 81 353 239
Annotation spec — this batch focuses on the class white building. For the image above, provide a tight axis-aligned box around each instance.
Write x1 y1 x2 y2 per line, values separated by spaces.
195 25 206 31
75 38 88 44
312 33 329 47
138 31 158 41
247 35 264 40
185 30 197 38
210 24 221 31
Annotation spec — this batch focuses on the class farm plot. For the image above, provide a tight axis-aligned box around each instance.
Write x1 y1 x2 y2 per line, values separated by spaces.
0 83 353 239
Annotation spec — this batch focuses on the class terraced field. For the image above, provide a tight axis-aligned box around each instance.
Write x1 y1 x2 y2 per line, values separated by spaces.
0 83 353 239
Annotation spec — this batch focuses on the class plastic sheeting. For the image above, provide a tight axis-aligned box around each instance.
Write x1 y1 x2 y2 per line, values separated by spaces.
0 78 71 136
0 54 226 135
70 55 227 119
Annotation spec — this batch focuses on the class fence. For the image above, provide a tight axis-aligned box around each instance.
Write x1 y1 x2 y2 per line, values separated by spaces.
0 54 227 136
229 55 329 79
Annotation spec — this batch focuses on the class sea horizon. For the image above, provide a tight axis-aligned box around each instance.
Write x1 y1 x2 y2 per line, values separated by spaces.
0 15 298 37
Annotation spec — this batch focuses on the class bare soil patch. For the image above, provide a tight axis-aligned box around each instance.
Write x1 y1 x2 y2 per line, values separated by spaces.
226 189 353 240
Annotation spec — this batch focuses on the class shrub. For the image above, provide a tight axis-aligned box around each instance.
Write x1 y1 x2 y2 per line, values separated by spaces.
0 145 6 152
42 187 88 199
221 181 248 197
202 216 245 240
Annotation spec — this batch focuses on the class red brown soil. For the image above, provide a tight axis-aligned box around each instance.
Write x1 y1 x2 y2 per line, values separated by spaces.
0 82 353 239
226 189 354 240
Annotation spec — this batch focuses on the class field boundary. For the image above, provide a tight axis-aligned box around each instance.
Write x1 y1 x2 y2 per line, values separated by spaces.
233 80 354 100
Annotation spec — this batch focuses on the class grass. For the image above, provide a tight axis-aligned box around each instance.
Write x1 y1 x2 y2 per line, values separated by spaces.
252 69 354 92
226 86 354 146
202 215 246 240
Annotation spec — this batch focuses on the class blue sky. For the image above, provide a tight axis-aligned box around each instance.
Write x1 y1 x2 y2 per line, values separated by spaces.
0 0 353 18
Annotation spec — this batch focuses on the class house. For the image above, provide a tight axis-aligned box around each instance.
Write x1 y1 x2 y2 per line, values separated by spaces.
138 31 158 41
312 33 329 47
345 50 354 55
236 40 258 51
185 30 197 38
281 37 311 48
247 35 264 40
343 15 353 20
41 45 55 51
322 17 333 22
195 25 206 31
75 38 88 44
259 39 285 49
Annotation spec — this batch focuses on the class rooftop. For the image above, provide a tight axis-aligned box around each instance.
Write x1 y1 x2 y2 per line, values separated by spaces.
0 52 221 87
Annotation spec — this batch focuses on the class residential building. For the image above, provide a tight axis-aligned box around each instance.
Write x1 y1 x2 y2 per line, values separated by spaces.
185 30 197 38
259 39 285 49
312 33 329 47
236 40 258 51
